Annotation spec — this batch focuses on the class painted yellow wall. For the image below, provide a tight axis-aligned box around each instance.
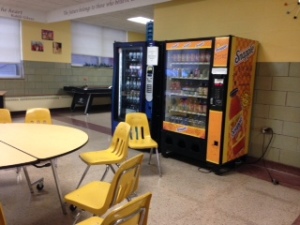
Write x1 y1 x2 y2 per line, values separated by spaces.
128 32 146 42
22 21 71 63
154 0 300 62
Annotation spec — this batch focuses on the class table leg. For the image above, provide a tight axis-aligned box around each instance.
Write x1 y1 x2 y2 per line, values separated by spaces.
84 94 92 114
50 159 67 215
22 167 34 194
70 94 76 111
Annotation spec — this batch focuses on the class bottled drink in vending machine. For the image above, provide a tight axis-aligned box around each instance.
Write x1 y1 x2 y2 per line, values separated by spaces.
126 77 130 90
229 88 245 155
137 77 141 89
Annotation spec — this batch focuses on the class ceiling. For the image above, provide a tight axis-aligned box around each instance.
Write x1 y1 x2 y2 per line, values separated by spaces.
0 0 154 34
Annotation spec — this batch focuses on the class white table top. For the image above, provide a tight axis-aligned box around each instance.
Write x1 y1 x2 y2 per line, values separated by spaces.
0 123 89 160
0 141 37 168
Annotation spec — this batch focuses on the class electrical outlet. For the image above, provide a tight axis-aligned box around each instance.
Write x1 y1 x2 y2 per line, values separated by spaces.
261 127 272 134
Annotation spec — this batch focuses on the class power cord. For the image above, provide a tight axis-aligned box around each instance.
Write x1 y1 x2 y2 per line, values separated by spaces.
244 128 278 185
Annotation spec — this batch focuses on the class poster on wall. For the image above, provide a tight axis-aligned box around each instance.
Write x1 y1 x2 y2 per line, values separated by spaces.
31 41 44 52
42 29 54 40
53 42 62 54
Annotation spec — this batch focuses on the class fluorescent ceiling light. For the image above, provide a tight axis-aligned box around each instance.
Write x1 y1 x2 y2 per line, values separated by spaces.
127 17 153 25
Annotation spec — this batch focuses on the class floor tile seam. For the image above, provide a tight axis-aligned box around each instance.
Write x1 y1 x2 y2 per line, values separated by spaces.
52 115 111 135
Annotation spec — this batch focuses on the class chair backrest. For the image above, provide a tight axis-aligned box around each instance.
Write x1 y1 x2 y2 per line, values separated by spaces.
0 109 12 123
109 122 131 160
0 202 7 225
103 154 144 213
25 108 52 124
125 113 152 141
103 192 152 225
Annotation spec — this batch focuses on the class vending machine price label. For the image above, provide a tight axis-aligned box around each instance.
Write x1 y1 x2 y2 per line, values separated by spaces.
147 46 159 65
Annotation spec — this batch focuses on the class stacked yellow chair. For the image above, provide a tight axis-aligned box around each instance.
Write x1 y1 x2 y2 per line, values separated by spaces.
76 192 152 225
64 153 144 225
25 108 52 124
0 109 12 123
125 112 162 177
76 122 131 189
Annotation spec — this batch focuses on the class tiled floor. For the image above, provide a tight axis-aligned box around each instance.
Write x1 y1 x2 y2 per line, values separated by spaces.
1 107 300 225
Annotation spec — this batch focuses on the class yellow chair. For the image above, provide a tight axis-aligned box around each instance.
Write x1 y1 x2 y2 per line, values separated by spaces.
25 108 52 124
23 108 53 192
0 108 12 123
125 113 162 177
65 153 144 225
76 192 152 225
76 122 130 188
0 202 7 225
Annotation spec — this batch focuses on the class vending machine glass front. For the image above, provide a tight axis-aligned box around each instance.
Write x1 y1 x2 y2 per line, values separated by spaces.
163 40 213 139
117 47 144 120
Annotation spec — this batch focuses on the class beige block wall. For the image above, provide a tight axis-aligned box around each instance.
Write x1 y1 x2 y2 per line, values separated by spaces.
155 0 300 62
127 32 146 42
1 61 113 97
251 62 300 168
22 21 72 63
154 0 300 168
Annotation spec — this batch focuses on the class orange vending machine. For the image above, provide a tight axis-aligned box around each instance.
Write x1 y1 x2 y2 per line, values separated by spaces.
160 36 258 171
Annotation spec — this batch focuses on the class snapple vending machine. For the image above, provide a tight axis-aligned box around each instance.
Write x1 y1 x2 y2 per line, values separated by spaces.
160 36 258 171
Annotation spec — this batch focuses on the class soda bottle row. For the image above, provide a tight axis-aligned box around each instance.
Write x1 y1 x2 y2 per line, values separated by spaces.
169 80 208 97
170 98 207 114
169 51 211 63
168 115 206 128
126 63 142 76
127 51 143 60
126 90 140 104
167 67 209 78
125 76 142 90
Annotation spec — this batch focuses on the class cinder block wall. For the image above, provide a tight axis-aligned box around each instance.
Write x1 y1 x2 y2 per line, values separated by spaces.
250 62 300 167
0 61 113 97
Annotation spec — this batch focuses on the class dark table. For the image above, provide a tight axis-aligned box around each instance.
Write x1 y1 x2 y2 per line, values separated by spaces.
0 91 6 108
63 86 112 114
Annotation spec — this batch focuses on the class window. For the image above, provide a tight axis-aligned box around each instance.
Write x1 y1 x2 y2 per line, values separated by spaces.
0 17 23 78
71 21 126 67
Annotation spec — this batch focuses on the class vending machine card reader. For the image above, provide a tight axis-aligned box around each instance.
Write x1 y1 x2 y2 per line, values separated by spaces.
210 76 225 109
145 66 154 118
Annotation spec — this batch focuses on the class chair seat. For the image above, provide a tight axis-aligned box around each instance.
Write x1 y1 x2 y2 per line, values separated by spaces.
80 148 124 165
76 216 104 225
128 138 158 150
65 181 111 215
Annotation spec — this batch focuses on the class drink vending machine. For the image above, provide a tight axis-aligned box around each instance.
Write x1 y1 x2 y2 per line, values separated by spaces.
160 36 258 171
111 41 165 143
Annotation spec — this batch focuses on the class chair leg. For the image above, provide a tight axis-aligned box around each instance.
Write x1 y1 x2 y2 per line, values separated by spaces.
109 164 116 174
100 165 110 181
76 165 90 189
148 148 154 165
72 210 82 225
155 148 162 177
